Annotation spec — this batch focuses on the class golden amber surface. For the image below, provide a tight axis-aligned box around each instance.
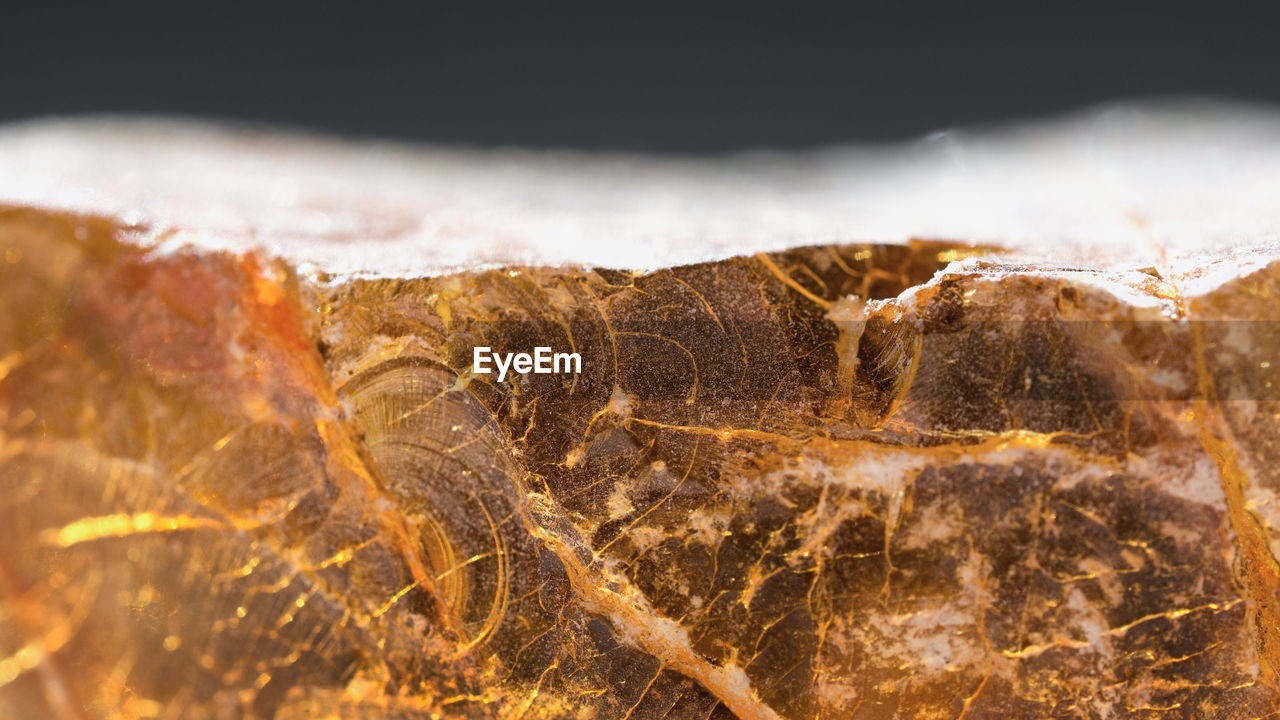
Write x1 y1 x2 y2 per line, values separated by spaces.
4 112 1280 718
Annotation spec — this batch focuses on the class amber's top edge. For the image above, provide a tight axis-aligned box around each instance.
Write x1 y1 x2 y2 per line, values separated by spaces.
4 103 1280 280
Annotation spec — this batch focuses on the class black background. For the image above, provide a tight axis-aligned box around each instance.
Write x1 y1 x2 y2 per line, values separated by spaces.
4 2 1276 154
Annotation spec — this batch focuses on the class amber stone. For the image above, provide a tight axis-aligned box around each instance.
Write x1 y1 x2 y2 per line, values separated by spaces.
2 110 1280 719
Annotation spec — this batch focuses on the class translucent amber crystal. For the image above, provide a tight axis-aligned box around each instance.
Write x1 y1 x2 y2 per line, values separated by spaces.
2 110 1280 719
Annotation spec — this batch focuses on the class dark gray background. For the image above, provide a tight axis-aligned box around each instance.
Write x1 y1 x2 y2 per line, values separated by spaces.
4 2 1275 153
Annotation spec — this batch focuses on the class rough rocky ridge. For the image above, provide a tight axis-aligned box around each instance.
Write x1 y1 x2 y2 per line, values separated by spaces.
2 108 1280 718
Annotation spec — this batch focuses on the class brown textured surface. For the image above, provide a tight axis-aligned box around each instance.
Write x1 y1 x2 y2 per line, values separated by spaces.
3 195 1280 719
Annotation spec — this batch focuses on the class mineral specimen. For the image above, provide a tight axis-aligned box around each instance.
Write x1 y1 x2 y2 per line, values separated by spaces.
2 106 1280 719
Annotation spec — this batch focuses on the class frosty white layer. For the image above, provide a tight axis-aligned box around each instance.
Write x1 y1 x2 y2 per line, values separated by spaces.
2 100 1280 277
